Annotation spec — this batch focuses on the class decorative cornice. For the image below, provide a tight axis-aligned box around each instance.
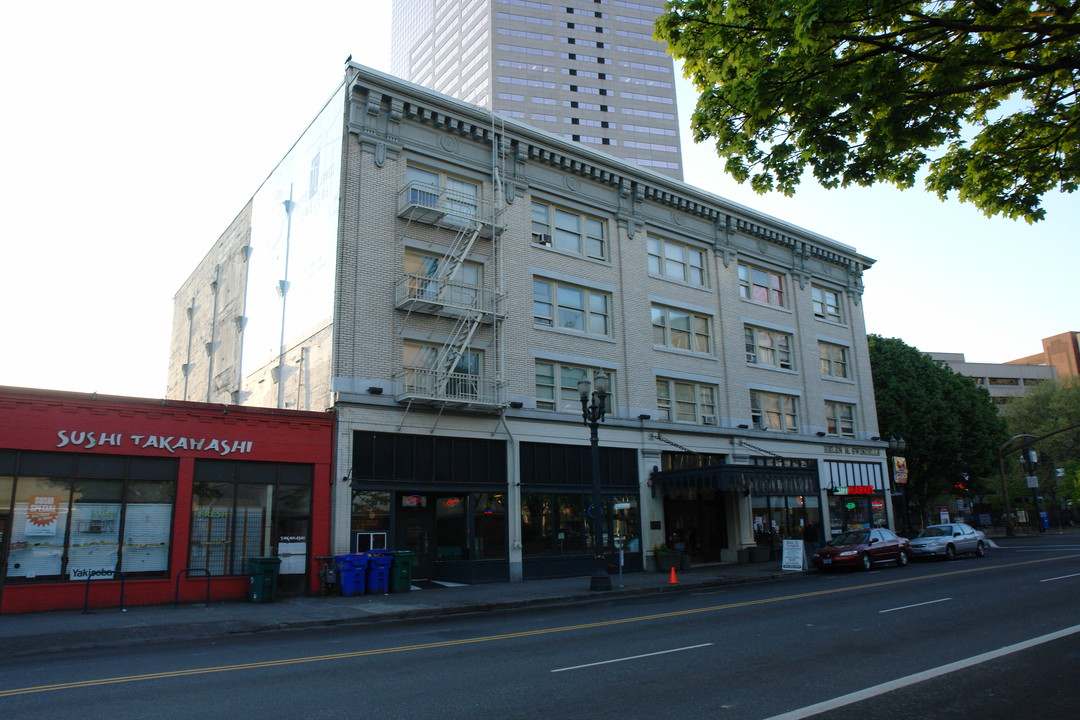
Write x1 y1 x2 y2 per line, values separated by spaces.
346 69 875 276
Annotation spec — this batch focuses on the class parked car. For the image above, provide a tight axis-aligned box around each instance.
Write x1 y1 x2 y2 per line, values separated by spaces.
812 528 911 571
908 523 988 560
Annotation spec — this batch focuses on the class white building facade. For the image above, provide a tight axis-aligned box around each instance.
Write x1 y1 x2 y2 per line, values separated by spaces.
169 64 888 584
391 0 684 179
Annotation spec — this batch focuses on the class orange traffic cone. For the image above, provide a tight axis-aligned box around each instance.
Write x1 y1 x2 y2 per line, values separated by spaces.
667 567 679 584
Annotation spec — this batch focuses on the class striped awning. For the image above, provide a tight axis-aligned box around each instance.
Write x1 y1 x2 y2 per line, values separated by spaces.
825 461 886 490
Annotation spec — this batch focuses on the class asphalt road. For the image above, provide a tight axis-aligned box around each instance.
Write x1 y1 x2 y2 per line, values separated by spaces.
2 535 1077 720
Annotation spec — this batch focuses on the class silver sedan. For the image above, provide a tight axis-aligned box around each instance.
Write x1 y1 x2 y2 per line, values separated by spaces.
908 522 989 560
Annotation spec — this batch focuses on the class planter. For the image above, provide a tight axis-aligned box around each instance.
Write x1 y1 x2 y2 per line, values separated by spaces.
750 546 771 563
655 553 680 573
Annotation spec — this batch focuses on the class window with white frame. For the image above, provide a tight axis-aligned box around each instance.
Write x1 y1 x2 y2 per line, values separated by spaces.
652 305 711 353
531 200 607 259
402 341 482 398
647 236 707 286
738 263 786 308
750 390 799 433
819 342 850 379
403 250 482 306
535 362 615 413
812 285 843 323
656 378 717 424
745 326 795 370
533 278 611 336
825 401 855 437
405 165 479 224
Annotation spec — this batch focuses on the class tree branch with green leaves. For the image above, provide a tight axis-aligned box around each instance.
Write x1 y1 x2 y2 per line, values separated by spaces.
656 0 1080 222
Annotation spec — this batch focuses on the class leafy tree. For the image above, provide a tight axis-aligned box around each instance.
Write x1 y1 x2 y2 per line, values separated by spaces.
867 335 1008 525
656 1 1080 222
1001 378 1080 516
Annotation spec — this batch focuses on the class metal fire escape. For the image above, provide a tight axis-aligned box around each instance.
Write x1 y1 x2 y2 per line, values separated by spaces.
392 120 508 413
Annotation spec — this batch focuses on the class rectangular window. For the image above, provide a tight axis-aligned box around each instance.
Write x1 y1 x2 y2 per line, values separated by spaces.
190 461 312 577
403 250 482 307
656 378 717 424
652 305 711 353
819 342 850 379
535 361 616 413
403 340 482 400
825 401 855 437
745 326 794 370
531 200 607 259
533 278 611 336
750 391 799 433
647 236 706 286
739 263 786 308
405 165 479 226
812 286 843 323
5 458 176 583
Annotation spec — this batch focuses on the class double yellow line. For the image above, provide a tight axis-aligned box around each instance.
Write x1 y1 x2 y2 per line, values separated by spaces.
3 554 1075 697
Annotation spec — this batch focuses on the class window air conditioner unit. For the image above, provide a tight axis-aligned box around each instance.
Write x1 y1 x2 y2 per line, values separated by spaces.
701 415 717 426
534 233 552 246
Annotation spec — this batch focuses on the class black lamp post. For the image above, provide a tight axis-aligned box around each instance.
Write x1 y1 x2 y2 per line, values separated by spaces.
887 437 907 532
578 372 613 592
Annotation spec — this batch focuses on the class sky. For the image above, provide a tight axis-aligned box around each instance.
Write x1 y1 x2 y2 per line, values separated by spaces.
1 1 1076 399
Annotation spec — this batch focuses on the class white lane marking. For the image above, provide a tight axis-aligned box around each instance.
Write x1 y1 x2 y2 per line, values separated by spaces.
550 643 714 673
1040 572 1080 583
762 624 1080 720
879 598 951 614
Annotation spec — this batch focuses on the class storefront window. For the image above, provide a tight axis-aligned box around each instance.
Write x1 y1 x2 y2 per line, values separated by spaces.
474 493 506 560
68 480 123 580
190 481 235 575
121 481 173 574
189 481 274 576
352 491 390 551
5 466 175 583
753 495 822 546
8 478 71 580
521 493 634 558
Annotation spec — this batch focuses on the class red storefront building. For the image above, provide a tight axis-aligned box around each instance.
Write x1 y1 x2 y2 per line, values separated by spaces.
0 387 333 614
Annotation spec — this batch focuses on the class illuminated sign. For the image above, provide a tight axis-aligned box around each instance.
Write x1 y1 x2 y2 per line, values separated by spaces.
403 495 427 508
832 485 875 496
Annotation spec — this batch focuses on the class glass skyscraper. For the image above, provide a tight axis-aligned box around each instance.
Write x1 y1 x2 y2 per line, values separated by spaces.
391 0 683 179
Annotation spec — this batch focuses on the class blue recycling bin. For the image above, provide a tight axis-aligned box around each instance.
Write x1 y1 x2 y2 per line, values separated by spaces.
365 551 393 594
335 553 369 597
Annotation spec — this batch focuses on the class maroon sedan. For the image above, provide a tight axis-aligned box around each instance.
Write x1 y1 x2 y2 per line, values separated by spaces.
812 528 911 571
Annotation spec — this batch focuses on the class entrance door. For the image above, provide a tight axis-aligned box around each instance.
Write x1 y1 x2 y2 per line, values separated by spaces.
401 503 436 580
664 491 727 562
275 517 309 595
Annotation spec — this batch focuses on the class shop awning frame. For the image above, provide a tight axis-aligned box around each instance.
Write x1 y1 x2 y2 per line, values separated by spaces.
649 461 819 497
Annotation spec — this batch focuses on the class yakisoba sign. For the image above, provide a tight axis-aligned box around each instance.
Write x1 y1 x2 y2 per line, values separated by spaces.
55 429 254 456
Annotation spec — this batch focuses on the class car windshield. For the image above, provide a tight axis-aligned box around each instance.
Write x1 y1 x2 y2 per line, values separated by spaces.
829 531 869 546
917 527 950 538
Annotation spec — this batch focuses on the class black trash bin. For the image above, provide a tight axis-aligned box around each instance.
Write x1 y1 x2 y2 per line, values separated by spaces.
389 550 415 593
247 557 281 603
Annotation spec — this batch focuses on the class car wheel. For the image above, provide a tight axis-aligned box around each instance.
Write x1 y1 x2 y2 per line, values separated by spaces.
945 544 956 561
897 550 909 567
860 553 872 571
975 541 986 558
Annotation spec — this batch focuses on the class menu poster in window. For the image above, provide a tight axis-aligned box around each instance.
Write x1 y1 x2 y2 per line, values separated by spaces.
26 495 60 536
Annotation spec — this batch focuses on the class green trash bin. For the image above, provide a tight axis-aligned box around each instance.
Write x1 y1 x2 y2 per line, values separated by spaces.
246 557 281 603
389 550 415 593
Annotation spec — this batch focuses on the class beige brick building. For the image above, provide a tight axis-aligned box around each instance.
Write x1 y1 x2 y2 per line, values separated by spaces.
169 63 888 584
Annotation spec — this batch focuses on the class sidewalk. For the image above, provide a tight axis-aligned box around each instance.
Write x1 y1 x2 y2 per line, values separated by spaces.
0 561 792 659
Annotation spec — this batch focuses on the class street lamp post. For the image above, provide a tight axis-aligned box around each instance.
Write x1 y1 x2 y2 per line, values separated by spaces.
579 372 613 592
